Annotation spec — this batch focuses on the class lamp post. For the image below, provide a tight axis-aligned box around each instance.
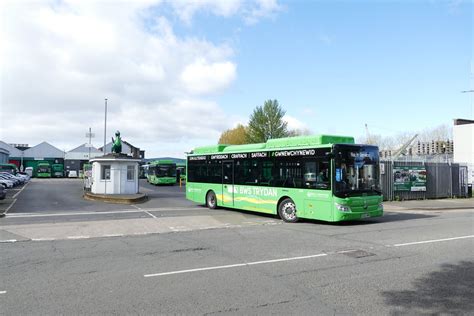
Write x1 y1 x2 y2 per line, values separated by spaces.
461 90 474 119
104 98 108 154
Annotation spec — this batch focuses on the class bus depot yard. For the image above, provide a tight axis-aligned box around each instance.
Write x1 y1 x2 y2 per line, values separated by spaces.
0 175 473 314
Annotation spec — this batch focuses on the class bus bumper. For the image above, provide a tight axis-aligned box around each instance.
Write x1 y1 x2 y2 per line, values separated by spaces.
334 209 383 221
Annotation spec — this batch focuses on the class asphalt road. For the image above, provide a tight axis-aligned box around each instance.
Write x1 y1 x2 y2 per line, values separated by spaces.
0 179 473 315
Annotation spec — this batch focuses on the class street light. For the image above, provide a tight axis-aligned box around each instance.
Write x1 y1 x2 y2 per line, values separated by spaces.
461 90 474 118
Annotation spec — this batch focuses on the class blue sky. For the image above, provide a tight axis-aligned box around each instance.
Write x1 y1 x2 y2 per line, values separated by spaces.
179 0 472 138
1 0 472 157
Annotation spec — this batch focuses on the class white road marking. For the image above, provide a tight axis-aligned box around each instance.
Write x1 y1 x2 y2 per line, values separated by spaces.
101 234 124 238
144 253 328 278
67 236 90 240
12 182 29 199
392 235 474 247
5 207 200 218
6 210 142 218
4 199 18 215
0 239 17 243
132 205 157 219
0 291 6 294
336 249 358 254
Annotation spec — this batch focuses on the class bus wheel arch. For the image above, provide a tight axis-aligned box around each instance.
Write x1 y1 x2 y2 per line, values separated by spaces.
206 190 218 209
277 197 299 223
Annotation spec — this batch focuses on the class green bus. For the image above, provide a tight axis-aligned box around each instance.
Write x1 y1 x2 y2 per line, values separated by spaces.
36 162 52 178
0 163 19 175
51 164 64 178
176 162 186 182
186 134 383 223
147 160 177 185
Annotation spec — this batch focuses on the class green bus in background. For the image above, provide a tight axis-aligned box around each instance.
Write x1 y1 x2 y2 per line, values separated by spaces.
0 163 19 175
147 160 177 185
186 134 383 223
36 162 52 178
51 164 64 178
176 162 186 182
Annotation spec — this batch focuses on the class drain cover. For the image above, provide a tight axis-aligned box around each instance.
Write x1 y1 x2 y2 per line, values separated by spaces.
341 250 375 258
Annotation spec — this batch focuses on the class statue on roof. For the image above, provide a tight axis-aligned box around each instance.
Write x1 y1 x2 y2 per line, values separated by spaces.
111 130 122 154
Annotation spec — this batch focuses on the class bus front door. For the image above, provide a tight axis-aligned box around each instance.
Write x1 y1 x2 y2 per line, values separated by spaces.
222 161 234 206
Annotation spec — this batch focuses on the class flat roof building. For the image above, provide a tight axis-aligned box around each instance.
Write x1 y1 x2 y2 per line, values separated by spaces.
453 118 474 184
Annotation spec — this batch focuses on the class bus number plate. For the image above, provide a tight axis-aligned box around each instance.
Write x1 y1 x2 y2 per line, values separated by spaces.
361 213 370 219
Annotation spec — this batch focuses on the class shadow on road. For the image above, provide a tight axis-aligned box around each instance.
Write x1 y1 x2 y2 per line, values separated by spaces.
382 261 474 315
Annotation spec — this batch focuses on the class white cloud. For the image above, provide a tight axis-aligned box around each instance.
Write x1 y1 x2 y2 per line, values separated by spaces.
244 0 283 25
0 0 282 157
169 0 242 24
168 0 282 25
284 115 310 131
181 59 236 94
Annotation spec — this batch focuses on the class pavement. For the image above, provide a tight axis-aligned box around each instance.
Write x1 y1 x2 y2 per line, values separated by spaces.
1 178 473 314
384 198 473 211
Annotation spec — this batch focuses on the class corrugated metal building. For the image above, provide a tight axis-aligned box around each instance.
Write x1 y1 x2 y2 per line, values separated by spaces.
65 143 103 176
8 141 64 171
0 147 9 164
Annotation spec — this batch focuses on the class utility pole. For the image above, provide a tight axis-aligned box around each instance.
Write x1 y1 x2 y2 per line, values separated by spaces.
461 61 474 118
85 127 95 159
104 98 108 154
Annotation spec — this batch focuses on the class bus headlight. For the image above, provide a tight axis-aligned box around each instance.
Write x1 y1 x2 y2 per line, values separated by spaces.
335 203 351 212
378 203 384 210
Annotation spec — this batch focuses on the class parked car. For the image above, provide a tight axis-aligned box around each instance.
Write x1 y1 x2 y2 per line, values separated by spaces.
0 178 14 189
0 185 6 200
1 171 27 183
14 172 30 182
0 173 23 185
0 174 19 186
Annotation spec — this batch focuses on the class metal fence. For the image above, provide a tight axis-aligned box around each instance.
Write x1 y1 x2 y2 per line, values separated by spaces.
380 160 469 201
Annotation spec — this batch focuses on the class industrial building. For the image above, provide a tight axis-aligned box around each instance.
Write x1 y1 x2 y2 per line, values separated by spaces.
6 142 65 172
453 118 474 184
64 143 103 176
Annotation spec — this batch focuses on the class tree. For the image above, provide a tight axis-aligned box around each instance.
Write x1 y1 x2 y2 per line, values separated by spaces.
247 99 288 143
218 124 249 145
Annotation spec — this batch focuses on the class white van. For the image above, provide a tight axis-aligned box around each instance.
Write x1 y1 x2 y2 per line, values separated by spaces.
68 170 78 178
25 167 33 177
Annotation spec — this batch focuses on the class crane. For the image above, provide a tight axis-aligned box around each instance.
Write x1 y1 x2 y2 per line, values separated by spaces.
365 123 371 144
391 134 418 161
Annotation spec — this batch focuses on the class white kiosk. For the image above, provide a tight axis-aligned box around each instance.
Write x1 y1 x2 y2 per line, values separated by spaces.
90 153 140 195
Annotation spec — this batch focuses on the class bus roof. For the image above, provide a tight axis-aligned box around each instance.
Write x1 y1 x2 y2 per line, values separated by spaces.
150 159 176 165
190 134 355 155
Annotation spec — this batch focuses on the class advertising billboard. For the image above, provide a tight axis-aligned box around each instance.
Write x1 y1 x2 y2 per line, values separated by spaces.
393 166 427 191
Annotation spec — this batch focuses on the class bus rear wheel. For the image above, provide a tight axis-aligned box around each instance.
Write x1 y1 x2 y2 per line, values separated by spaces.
278 198 298 223
206 191 217 209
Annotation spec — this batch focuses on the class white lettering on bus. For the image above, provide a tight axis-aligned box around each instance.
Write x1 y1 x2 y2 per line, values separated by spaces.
251 152 267 158
274 149 315 157
189 156 206 161
235 186 277 197
231 153 247 159
211 154 228 160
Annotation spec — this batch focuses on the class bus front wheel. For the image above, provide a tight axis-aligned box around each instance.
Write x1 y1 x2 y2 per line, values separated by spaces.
278 198 299 223
206 191 217 209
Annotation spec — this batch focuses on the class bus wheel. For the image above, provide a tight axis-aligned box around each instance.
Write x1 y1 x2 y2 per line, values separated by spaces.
278 198 298 223
206 191 217 209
